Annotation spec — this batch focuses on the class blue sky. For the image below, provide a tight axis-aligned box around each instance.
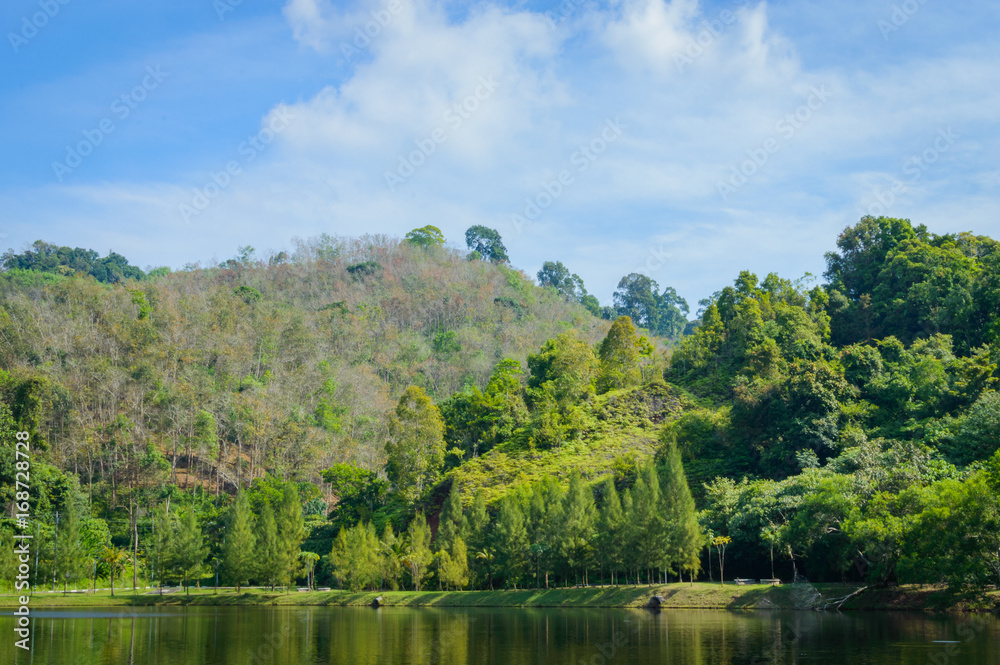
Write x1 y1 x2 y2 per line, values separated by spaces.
2 0 999 306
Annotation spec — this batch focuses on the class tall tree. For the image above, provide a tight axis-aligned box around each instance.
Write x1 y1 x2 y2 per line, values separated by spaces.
495 495 528 589
597 316 644 393
276 484 307 589
658 440 703 583
386 387 446 503
256 503 281 590
597 477 624 585
465 226 509 263
560 471 597 585
436 483 467 555
406 512 433 591
55 493 89 592
222 491 256 592
171 510 208 594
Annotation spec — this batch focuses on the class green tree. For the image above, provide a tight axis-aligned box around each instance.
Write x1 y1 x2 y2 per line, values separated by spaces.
171 509 208 594
386 387 446 503
465 226 509 263
277 484 307 589
597 317 644 394
436 535 470 590
537 261 587 301
406 512 433 591
597 477 624 585
404 225 445 247
256 503 281 590
495 495 528 589
560 471 596 585
330 521 379 592
55 493 89 592
222 491 257 591
658 440 703 583
379 524 403 590
436 483 467 555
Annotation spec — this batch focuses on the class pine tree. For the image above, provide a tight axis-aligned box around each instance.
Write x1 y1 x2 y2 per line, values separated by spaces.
276 484 306 590
598 477 624 585
495 495 528 590
172 510 208 594
659 441 703 583
437 536 470 590
222 491 256 592
436 483 467 555
256 503 281 590
380 524 403 590
55 493 89 593
466 489 490 589
406 512 433 591
560 471 596 585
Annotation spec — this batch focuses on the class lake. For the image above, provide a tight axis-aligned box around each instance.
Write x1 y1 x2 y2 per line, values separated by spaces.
2 605 998 664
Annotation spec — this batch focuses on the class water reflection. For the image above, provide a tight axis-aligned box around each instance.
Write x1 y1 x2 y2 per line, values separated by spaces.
2 605 997 664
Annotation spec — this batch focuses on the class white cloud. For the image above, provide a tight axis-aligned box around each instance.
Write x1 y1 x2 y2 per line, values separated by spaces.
5 0 1000 305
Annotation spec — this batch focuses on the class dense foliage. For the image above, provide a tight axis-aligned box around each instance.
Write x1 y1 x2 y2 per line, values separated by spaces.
2 216 999 594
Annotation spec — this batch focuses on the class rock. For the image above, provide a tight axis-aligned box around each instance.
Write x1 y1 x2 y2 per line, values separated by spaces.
371 596 383 608
647 595 666 609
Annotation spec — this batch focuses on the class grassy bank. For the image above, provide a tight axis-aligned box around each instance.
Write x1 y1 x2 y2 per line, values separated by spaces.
3 583 998 612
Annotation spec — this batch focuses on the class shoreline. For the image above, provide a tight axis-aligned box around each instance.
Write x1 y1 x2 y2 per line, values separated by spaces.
3 583 998 613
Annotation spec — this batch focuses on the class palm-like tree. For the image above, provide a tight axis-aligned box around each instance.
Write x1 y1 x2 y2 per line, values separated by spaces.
101 547 131 598
299 552 320 591
475 549 496 590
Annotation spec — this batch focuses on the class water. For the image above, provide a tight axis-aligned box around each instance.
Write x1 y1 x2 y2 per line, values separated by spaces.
2 605 998 664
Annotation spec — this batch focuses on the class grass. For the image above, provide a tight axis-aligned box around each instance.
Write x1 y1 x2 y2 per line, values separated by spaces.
8 582 991 611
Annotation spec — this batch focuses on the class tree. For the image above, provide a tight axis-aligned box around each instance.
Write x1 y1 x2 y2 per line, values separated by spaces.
222 491 256 591
597 317 644 393
597 477 624 585
321 463 388 528
465 226 509 263
560 471 596 584
436 483 467 555
466 489 490 588
100 547 130 598
658 440 703 583
613 273 660 330
379 525 403 590
277 484 307 589
404 226 445 247
495 495 528 589
436 536 470 590
712 536 731 584
330 521 379 592
406 512 433 591
386 387 446 503
256 503 281 590
172 510 208 594
55 493 89 593
537 261 587 301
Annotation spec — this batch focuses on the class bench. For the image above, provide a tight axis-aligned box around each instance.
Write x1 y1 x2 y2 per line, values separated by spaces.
760 578 781 586
734 579 756 586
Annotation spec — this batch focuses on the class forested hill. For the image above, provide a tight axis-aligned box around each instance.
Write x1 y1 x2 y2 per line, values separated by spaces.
0 232 608 492
2 216 1000 593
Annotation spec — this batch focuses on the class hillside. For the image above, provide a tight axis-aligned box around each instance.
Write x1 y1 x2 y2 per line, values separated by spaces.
0 234 608 496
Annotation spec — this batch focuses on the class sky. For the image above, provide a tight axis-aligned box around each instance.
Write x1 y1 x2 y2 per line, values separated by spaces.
2 0 999 306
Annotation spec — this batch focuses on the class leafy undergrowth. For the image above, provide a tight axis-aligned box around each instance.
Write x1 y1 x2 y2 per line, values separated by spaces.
448 382 697 504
